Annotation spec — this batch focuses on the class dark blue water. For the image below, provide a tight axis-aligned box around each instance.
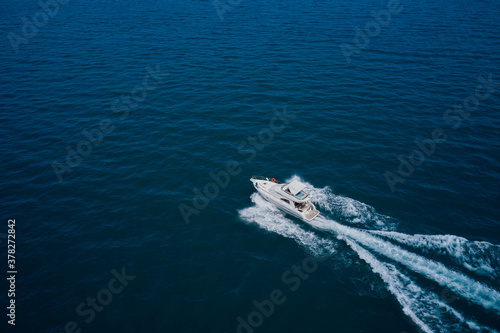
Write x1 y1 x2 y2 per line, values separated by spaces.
1 0 500 332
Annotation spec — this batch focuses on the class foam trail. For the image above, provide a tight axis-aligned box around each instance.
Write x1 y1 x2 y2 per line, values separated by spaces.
311 217 500 315
342 237 433 332
239 193 498 333
341 237 497 333
239 193 336 256
369 230 500 280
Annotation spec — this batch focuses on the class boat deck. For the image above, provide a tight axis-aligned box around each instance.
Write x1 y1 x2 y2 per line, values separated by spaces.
305 208 319 220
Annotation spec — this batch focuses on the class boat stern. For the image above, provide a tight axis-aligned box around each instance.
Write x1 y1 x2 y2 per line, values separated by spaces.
303 208 320 221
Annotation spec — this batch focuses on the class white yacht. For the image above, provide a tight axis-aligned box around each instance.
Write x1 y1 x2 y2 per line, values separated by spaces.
250 176 320 221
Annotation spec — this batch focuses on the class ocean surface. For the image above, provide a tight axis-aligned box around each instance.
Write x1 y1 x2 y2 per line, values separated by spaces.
1 0 500 332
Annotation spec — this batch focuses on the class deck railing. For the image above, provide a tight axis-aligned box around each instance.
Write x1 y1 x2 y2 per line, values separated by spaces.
250 175 283 184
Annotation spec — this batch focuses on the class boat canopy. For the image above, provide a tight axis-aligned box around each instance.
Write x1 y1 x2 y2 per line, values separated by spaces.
287 180 307 195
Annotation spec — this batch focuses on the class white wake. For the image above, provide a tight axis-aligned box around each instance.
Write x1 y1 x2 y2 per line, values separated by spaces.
239 192 337 257
238 175 500 333
368 230 500 282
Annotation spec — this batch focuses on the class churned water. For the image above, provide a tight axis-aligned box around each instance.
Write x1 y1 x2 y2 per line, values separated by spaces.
1 0 499 332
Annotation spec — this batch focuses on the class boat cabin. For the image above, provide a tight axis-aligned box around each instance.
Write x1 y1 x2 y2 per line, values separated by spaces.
281 180 311 202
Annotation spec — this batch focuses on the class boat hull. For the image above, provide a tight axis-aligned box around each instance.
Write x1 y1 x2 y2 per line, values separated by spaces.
251 178 320 221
